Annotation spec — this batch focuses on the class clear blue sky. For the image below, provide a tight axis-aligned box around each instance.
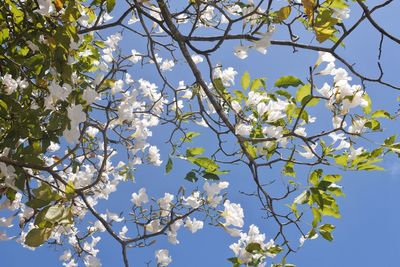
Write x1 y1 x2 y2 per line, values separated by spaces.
1 1 400 266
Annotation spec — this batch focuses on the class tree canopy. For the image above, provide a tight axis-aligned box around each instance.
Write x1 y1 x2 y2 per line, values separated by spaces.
0 0 399 266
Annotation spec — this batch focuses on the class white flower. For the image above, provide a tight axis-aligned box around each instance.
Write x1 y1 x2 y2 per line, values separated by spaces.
129 49 142 63
317 82 332 98
111 80 124 95
256 102 269 117
34 0 54 16
155 249 172 267
191 54 204 64
125 73 134 84
131 188 148 206
318 52 335 63
119 226 129 240
176 14 188 24
128 14 139 24
67 104 86 126
59 250 72 262
231 100 242 113
48 141 60 152
0 216 14 227
349 146 365 160
105 210 124 222
63 126 80 144
86 127 99 138
185 217 204 233
145 219 162 233
333 8 350 20
222 200 244 228
229 224 276 265
82 87 100 104
234 46 249 59
328 132 346 145
2 74 18 95
235 123 252 136
182 191 202 209
160 60 175 71
203 181 229 201
294 127 307 137
158 193 174 216
167 219 183 244
251 26 275 54
298 144 318 159
84 255 101 267
148 146 162 166
214 66 238 87
348 118 366 134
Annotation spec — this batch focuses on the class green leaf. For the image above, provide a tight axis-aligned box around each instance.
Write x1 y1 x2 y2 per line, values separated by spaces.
106 0 116 12
371 110 391 119
202 172 219 180
44 206 65 223
245 242 262 253
185 171 198 182
362 93 372 114
275 76 303 89
309 169 323 186
322 174 341 183
180 131 200 142
294 190 309 204
24 228 52 247
272 6 291 23
296 83 311 103
166 158 173 174
241 71 251 90
213 78 226 92
65 180 75 200
191 157 219 172
186 147 205 157
250 78 266 91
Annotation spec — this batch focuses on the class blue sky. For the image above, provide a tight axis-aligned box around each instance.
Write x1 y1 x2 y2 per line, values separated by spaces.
2 1 400 266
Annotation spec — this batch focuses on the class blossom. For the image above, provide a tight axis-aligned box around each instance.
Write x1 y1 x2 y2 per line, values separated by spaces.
203 181 229 201
82 87 100 104
235 123 252 136
185 217 204 233
155 249 172 267
34 0 54 16
231 100 242 113
294 127 307 137
145 219 162 233
298 144 318 159
234 46 249 59
348 118 366 134
86 127 99 138
1 74 18 95
182 191 202 209
158 193 174 216
167 220 183 244
67 105 86 125
148 146 162 166
229 224 277 265
318 52 335 63
214 66 238 87
160 60 175 71
131 188 148 206
191 54 204 64
84 255 102 267
59 250 72 262
251 26 275 54
222 200 244 228
48 141 60 152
